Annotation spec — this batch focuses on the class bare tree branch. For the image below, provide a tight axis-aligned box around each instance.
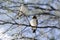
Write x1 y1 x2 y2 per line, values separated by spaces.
0 20 60 29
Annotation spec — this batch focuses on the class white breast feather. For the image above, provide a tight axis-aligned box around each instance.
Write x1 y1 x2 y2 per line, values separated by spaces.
30 19 37 26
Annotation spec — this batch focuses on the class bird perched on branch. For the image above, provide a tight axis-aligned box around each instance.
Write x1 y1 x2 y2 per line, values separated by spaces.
16 4 44 19
30 16 38 33
16 4 29 19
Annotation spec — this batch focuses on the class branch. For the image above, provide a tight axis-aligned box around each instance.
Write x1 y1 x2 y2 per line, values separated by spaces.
37 26 60 29
20 37 37 40
1 2 60 11
0 20 60 29
20 3 60 11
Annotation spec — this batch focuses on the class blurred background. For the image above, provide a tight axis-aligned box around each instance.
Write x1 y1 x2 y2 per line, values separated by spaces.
0 0 60 40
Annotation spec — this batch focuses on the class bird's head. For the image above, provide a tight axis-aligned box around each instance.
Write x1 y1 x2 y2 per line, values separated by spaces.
32 16 37 19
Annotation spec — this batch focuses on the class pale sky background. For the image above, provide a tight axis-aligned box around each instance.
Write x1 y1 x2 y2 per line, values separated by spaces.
0 0 60 40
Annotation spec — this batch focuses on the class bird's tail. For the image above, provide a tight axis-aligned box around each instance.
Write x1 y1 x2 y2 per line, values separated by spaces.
33 29 36 33
32 27 36 33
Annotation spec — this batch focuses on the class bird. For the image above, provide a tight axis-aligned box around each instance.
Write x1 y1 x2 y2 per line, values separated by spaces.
30 15 38 33
16 4 44 19
16 4 29 19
